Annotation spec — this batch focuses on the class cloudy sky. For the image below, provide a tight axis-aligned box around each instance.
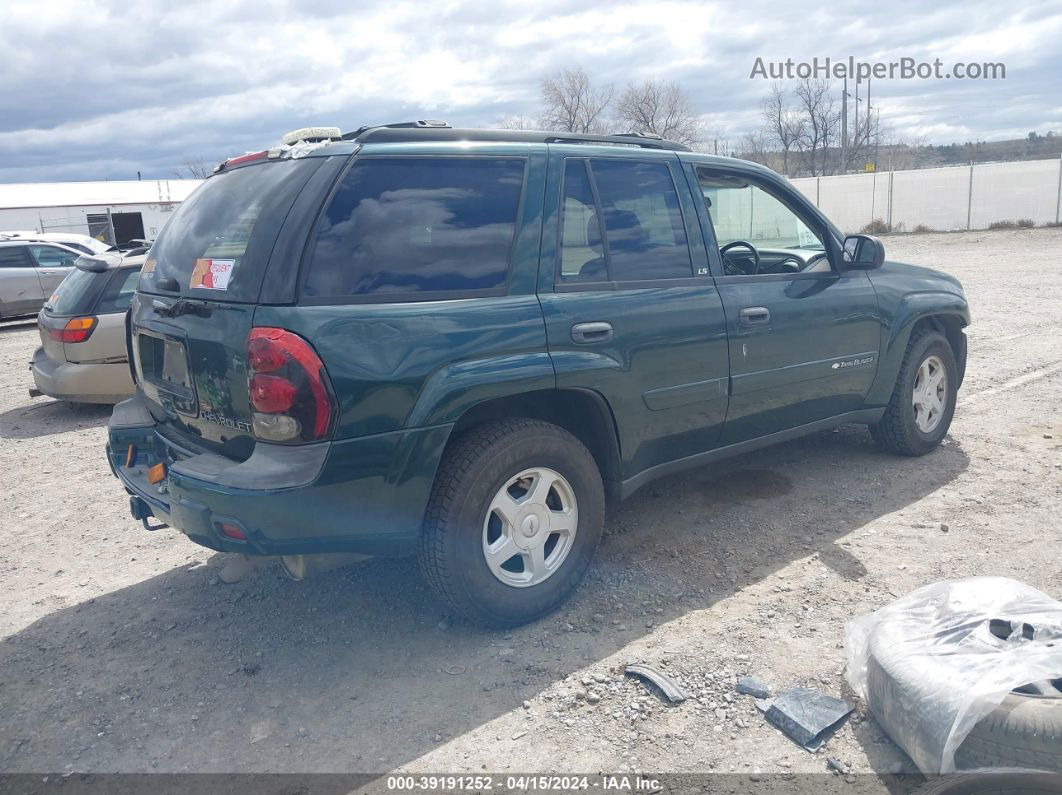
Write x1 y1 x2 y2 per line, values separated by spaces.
2 0 1060 183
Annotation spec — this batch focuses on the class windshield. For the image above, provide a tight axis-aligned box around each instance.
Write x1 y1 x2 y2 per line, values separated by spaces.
139 158 320 302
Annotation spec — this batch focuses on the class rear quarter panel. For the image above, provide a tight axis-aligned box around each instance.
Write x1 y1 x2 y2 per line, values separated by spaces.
255 297 555 438
65 311 128 364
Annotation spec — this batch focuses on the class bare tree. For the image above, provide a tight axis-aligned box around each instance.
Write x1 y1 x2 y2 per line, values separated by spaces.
175 157 215 180
793 79 839 176
761 82 804 176
497 114 536 130
613 79 706 146
736 130 773 167
539 67 614 134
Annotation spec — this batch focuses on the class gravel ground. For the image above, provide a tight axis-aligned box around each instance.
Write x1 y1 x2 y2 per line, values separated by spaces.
1 228 1060 784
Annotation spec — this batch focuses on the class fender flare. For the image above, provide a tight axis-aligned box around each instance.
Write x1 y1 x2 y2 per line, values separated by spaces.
865 291 970 406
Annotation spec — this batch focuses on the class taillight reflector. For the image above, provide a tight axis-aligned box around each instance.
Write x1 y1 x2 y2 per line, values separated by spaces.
217 522 246 541
47 315 97 343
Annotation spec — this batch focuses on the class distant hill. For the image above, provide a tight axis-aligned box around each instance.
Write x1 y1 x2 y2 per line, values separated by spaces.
910 131 1062 167
735 131 1062 176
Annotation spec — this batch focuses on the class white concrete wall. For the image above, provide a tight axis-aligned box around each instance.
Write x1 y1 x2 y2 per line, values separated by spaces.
790 157 1062 234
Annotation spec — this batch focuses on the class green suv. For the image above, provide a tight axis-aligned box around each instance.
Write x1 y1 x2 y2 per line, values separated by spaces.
107 122 969 626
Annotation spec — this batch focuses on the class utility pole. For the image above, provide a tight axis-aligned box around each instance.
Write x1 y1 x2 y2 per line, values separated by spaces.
1055 153 1061 225
865 78 872 166
841 77 848 175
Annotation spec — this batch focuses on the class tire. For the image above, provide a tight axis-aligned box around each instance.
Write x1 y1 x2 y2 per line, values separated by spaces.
913 771 1062 795
866 636 1062 773
417 418 605 628
870 328 958 456
954 692 1062 773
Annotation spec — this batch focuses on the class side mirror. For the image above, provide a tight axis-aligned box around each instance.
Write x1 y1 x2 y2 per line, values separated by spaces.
843 234 885 269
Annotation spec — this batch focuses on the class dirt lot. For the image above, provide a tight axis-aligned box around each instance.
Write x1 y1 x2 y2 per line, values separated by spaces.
1 228 1060 783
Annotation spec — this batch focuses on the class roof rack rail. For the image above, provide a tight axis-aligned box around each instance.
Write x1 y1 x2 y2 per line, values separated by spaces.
342 119 451 140
341 125 690 151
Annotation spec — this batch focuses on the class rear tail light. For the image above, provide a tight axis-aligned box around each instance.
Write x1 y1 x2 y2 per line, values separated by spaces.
47 316 97 343
246 327 336 443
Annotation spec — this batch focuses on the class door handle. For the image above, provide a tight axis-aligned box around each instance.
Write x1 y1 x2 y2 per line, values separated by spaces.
571 321 613 344
738 306 771 326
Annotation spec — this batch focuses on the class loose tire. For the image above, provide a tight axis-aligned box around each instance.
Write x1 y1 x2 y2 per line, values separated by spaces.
867 635 1062 773
871 329 958 456
913 771 1062 795
418 419 605 627
954 689 1062 773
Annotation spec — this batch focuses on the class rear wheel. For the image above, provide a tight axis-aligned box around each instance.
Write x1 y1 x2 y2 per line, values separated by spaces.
418 419 605 627
871 329 958 456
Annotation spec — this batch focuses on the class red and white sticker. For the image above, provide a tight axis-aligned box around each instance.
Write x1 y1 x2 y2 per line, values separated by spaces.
189 258 235 290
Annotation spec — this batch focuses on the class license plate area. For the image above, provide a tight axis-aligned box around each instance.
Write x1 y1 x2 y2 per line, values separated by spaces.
135 331 197 415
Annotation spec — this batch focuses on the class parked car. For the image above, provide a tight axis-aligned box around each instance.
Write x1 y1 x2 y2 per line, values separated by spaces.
0 231 114 256
105 122 970 627
0 240 84 319
30 252 143 404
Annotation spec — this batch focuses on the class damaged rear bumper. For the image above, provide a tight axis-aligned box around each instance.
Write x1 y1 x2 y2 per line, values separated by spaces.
106 393 447 557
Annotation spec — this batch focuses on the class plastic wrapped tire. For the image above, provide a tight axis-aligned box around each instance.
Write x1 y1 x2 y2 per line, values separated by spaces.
913 771 1062 794
867 637 1062 773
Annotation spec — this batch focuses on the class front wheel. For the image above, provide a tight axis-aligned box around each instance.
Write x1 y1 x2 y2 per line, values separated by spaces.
418 419 605 627
870 329 958 456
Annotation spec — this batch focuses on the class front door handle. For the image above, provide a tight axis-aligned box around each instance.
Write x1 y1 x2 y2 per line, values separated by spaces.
571 321 613 344
738 306 771 326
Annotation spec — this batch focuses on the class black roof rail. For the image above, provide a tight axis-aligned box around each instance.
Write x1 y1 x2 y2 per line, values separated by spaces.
342 119 451 140
341 125 690 151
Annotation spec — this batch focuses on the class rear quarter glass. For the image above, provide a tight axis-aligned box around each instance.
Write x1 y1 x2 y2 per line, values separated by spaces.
139 158 323 303
95 267 142 313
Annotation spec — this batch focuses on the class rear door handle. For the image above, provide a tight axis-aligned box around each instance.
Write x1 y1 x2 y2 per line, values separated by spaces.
571 321 613 344
738 306 771 326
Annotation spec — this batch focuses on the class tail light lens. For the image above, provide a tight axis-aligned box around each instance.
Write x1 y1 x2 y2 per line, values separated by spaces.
47 316 97 343
246 327 336 443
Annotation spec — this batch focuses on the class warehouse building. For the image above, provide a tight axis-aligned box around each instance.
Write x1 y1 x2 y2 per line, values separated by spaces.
0 179 202 246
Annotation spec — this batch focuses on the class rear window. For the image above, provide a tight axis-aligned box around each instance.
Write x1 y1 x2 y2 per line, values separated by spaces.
139 158 321 302
302 157 526 300
46 268 107 315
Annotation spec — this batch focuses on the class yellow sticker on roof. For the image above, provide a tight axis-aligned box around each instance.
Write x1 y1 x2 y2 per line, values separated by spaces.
189 258 235 290
142 257 156 274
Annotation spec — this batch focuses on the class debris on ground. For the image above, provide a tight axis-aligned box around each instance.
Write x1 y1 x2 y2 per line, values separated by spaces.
624 662 688 704
735 675 772 699
763 687 854 750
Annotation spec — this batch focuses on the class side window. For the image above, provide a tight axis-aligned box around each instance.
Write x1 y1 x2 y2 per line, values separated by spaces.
97 268 141 313
0 247 32 268
557 159 693 284
29 245 79 267
698 170 827 276
558 160 605 283
304 157 526 299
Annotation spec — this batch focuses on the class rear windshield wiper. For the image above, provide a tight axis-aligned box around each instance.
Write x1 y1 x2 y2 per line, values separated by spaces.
151 296 213 318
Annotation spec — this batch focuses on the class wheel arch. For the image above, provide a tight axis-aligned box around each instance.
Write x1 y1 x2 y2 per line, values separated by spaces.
866 295 970 405
447 388 623 506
